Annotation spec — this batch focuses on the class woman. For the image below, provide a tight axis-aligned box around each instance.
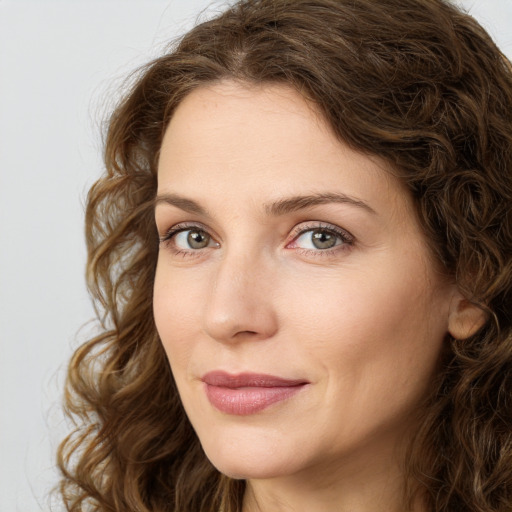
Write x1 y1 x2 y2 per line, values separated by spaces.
58 0 512 511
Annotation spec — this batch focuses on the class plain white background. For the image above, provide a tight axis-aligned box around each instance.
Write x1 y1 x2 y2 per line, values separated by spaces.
0 1 511 511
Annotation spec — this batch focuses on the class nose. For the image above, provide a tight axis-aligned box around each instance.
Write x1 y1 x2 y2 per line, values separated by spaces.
202 251 279 344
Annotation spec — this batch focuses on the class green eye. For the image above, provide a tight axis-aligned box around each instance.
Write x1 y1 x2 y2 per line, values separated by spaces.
176 229 212 249
311 230 337 249
294 228 344 250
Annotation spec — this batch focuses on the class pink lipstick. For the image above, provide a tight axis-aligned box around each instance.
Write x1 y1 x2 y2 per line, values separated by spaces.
202 371 308 415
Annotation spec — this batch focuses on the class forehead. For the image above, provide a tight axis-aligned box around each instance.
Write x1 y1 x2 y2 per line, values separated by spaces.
159 80 333 169
157 80 409 220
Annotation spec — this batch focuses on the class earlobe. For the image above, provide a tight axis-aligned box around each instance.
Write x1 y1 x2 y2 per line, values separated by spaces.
447 294 488 340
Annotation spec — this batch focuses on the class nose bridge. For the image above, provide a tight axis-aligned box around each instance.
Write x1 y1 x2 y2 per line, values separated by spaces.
203 242 277 343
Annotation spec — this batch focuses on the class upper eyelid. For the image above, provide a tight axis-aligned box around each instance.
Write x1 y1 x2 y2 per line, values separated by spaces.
289 222 354 241
159 221 214 239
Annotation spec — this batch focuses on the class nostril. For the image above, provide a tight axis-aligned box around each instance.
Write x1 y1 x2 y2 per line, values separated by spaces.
235 330 259 337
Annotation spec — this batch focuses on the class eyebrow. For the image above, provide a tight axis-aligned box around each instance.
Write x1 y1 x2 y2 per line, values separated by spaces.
154 191 376 217
154 193 208 216
265 192 377 216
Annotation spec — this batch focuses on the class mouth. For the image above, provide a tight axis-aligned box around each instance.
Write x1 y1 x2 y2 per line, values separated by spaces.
201 371 309 415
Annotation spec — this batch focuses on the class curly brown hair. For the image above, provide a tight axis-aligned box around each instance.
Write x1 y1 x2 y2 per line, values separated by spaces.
58 0 512 511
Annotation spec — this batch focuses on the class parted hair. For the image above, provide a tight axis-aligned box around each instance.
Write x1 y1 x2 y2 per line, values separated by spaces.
58 0 512 511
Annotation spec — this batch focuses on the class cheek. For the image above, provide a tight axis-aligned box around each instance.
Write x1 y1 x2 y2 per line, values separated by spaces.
153 263 205 371
281 257 448 384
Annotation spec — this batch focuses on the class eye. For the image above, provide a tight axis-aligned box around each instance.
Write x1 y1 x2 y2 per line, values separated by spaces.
175 229 213 249
297 229 339 250
159 224 219 252
288 224 353 252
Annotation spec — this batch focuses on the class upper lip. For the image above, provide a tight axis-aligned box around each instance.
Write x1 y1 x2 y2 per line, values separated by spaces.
201 371 308 388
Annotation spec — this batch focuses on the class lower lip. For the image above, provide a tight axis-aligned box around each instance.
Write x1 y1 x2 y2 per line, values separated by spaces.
204 384 306 415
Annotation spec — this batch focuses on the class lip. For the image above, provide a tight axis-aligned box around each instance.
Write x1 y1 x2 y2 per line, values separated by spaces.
201 371 309 415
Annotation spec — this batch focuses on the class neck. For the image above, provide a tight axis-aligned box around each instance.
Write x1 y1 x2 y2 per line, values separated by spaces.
242 442 426 512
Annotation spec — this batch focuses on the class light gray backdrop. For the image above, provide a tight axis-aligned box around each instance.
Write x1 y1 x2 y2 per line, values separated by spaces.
1 1 511 510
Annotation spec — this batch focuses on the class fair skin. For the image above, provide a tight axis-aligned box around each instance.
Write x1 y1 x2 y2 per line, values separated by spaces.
153 81 478 512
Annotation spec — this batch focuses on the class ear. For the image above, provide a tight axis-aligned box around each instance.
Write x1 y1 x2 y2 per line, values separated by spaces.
448 293 488 340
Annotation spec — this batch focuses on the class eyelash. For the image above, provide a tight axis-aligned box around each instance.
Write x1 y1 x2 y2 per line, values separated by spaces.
158 221 354 258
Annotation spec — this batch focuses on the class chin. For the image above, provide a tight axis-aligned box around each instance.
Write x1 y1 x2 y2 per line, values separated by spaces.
200 436 303 480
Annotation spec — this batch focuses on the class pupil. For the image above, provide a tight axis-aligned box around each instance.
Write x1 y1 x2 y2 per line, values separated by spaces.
312 230 336 249
188 230 209 249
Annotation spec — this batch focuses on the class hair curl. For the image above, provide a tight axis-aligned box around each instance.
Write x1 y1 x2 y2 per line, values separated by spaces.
58 1 512 511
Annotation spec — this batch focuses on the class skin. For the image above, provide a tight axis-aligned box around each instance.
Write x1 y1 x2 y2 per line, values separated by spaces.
153 81 466 512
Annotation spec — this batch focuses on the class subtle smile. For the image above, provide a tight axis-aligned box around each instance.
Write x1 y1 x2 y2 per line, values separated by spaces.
201 371 309 415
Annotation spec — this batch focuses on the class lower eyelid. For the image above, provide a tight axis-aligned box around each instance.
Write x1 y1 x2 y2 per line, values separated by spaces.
291 242 352 256
294 246 351 259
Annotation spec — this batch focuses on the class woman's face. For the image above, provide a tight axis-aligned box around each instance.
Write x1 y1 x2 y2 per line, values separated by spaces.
153 81 456 482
